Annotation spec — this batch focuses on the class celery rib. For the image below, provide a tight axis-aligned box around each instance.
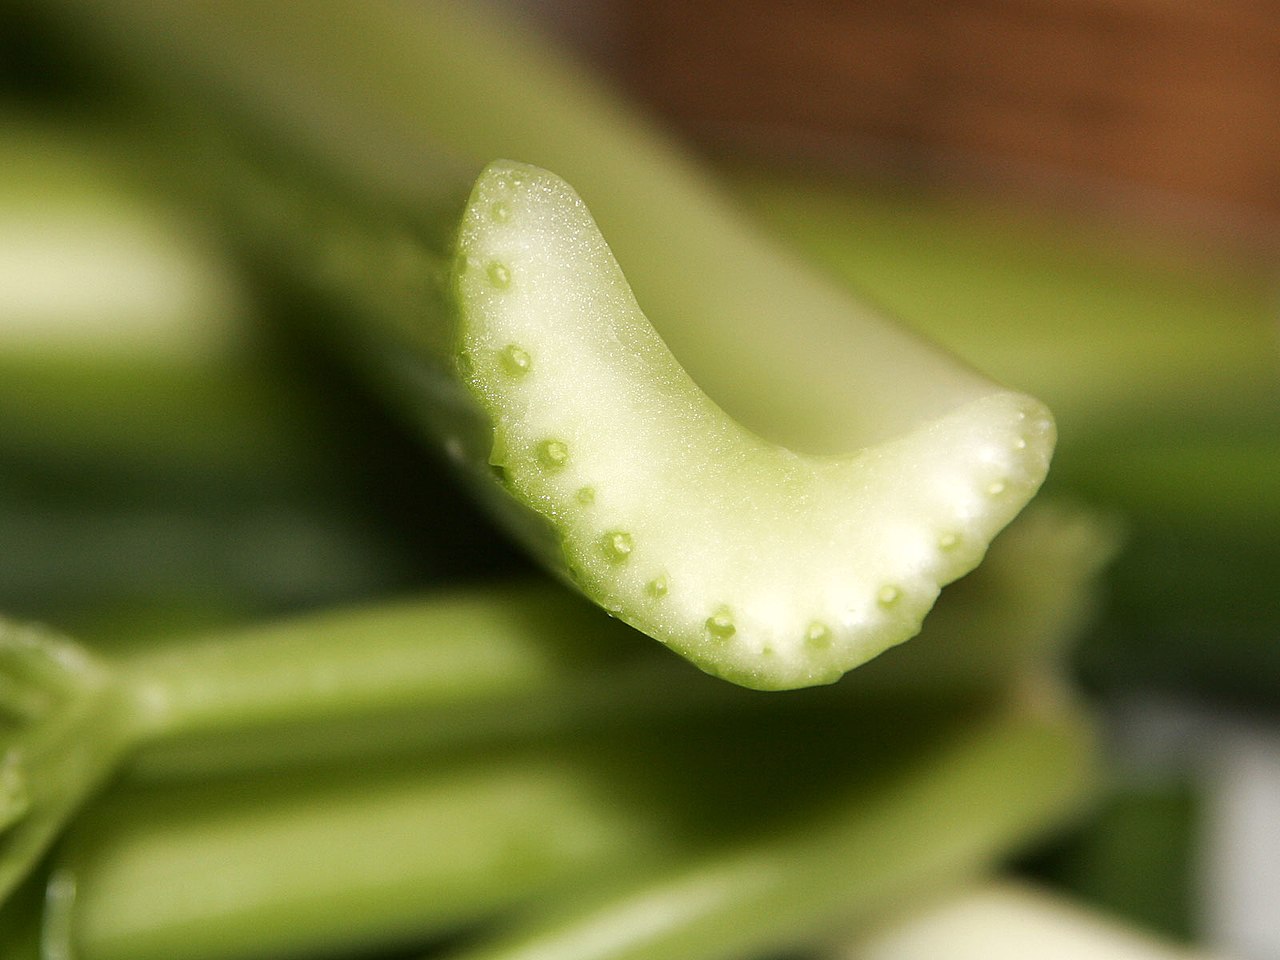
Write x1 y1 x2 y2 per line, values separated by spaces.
10 689 1094 960
46 749 674 960
443 700 1097 960
455 162 1052 687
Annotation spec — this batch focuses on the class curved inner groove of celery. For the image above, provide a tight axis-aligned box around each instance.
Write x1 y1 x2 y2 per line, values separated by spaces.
455 163 1054 690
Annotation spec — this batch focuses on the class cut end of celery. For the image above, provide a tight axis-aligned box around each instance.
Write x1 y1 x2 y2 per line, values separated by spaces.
454 161 1054 690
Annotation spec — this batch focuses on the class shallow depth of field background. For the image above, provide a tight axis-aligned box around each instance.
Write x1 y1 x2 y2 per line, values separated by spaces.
509 2 1280 956
1 1 1277 957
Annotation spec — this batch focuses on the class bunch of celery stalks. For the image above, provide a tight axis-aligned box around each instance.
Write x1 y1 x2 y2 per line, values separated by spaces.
2 2 1276 959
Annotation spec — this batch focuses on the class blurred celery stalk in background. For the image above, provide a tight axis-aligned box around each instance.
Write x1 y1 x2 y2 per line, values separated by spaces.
0 118 280 471
0 117 530 640
1 696 1094 960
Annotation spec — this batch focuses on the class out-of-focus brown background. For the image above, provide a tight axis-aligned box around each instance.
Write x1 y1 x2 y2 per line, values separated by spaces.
539 0 1280 248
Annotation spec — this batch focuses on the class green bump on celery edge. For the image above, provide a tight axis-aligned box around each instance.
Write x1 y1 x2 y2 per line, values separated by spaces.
854 501 1119 700
39 0 1058 688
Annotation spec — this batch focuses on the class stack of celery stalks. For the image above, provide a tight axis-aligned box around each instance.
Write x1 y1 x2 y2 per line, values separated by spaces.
1 2 1275 958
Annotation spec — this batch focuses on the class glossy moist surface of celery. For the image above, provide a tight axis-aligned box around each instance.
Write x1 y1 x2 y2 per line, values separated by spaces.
454 163 1054 689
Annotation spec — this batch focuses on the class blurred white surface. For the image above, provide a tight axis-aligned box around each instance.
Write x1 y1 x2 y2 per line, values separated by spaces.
1203 725 1280 960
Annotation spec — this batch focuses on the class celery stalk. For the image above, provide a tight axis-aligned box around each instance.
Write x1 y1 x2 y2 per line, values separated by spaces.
0 621 132 918
117 584 728 780
441 699 1096 960
34 0 1057 688
729 172 1279 442
0 117 307 475
0 117 552 639
0 118 399 635
9 695 1091 960
0 584 681 904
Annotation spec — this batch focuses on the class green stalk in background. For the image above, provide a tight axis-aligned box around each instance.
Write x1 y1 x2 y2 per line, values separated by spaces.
30 743 684 960
0 115 309 480
439 699 1095 960
26 0 1058 688
729 174 1279 444
5 694 1094 960
0 584 684 906
1023 775 1202 943
0 115 534 639
0 502 1115 906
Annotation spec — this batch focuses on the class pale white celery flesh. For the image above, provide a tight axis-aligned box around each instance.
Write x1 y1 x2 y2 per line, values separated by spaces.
455 163 1054 689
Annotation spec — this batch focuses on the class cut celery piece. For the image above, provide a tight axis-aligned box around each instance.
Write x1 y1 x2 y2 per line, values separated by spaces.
455 162 1053 689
